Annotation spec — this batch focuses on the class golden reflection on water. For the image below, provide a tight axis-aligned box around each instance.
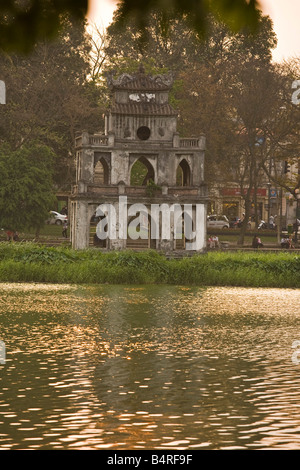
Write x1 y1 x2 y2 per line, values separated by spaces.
199 287 299 316
0 282 75 291
0 284 300 449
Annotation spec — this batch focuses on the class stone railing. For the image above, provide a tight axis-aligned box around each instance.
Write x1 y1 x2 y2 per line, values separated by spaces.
75 133 110 148
73 182 208 198
179 136 205 149
89 135 108 146
87 185 119 195
76 132 205 149
168 184 208 198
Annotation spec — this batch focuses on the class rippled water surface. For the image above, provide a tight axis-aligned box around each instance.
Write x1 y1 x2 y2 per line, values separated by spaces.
0 283 300 450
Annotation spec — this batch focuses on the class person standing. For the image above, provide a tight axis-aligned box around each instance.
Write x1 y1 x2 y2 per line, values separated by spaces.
62 220 68 238
61 205 68 216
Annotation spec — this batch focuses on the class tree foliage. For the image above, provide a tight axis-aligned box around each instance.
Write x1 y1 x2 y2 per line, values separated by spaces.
0 0 88 53
104 9 278 186
113 0 261 40
0 16 101 189
0 143 56 233
105 11 276 73
261 60 300 198
103 4 300 240
0 0 262 54
175 63 236 183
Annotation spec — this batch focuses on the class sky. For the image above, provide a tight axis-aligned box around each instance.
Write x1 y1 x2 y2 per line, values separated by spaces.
87 0 300 63
261 0 300 62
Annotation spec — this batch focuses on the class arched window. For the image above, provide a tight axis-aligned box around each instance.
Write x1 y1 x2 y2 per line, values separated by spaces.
175 210 194 249
94 158 109 184
130 156 155 186
90 213 106 248
176 159 191 186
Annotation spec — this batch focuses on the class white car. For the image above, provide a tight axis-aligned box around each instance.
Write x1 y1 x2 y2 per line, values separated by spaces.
46 211 68 225
207 215 230 229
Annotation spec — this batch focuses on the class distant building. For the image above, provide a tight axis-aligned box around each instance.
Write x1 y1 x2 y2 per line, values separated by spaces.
208 160 299 229
70 65 208 252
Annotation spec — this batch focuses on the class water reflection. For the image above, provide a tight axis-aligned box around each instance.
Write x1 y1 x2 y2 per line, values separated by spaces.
0 283 300 449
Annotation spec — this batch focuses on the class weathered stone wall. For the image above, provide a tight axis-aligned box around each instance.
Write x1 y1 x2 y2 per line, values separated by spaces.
108 114 177 141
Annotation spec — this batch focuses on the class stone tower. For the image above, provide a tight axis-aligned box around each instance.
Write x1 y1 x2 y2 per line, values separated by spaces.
70 65 208 252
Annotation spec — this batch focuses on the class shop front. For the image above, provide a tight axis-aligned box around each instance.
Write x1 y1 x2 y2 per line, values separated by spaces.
221 187 267 222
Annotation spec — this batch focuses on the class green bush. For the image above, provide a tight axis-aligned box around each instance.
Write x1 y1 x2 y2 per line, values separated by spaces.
0 243 299 287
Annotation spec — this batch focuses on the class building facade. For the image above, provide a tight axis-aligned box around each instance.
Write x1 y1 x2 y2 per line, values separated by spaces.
70 66 208 252
209 166 299 229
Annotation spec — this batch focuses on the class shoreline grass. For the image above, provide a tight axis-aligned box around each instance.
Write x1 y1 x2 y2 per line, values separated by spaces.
0 242 299 288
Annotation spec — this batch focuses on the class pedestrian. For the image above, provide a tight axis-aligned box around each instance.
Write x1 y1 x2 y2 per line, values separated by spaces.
281 237 289 248
62 221 68 238
6 230 14 241
61 205 68 216
252 234 263 248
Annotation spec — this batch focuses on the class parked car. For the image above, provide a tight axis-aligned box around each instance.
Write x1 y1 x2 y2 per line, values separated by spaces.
46 211 68 225
207 215 230 229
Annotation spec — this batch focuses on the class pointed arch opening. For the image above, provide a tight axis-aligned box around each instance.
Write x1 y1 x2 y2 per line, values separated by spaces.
89 213 107 248
94 158 109 185
175 210 194 249
176 159 191 186
126 211 156 250
130 156 155 186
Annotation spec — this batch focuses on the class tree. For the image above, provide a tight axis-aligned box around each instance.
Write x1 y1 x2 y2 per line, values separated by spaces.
175 63 236 184
87 23 108 84
105 10 276 74
103 6 280 245
266 58 300 198
0 16 101 189
0 0 262 54
259 59 300 237
0 143 57 236
105 11 200 72
222 56 300 243
0 0 88 53
174 59 284 245
113 0 261 41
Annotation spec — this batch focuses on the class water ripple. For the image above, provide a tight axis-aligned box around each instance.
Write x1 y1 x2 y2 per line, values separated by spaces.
0 285 300 449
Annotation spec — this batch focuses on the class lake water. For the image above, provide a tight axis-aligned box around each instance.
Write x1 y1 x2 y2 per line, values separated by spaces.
0 283 300 450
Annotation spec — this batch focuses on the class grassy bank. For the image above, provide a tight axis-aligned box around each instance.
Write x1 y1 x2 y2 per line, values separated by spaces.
0 242 299 288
